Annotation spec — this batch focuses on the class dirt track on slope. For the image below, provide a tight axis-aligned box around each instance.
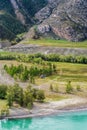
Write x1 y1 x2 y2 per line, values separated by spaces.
6 44 87 56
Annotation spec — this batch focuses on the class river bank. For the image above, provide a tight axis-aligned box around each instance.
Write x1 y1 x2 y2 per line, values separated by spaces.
4 97 87 120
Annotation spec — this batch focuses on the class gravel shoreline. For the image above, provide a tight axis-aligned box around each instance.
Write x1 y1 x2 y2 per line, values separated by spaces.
4 97 87 120
6 107 87 120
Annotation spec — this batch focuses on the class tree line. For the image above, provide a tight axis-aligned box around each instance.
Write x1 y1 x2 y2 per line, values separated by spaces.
0 53 87 64
4 63 57 82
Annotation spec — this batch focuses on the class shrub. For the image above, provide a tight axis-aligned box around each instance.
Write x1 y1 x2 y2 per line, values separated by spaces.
50 84 53 92
0 106 9 117
66 81 73 94
36 90 45 102
6 86 14 107
13 83 23 106
23 88 33 108
0 85 7 99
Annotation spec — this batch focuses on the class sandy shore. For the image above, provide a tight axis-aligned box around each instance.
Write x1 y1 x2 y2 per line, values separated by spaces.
5 97 87 119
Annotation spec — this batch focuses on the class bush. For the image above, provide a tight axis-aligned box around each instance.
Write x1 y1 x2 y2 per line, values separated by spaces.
36 90 45 102
23 88 33 108
66 81 73 94
13 83 23 106
0 85 7 99
50 84 53 92
6 86 14 107
0 106 9 117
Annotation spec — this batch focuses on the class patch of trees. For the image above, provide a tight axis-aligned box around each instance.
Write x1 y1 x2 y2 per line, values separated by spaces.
32 53 87 64
0 53 87 64
0 84 45 109
4 63 56 82
50 81 81 94
17 53 87 64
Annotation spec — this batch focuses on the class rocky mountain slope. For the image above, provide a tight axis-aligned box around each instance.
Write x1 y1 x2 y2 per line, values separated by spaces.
33 0 87 41
0 0 47 40
0 0 87 42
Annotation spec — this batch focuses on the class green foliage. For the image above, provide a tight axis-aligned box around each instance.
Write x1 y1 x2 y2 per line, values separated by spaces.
0 106 9 117
0 52 87 64
6 86 14 107
0 12 26 40
4 62 56 82
16 53 87 64
4 64 23 77
22 0 47 16
0 82 45 110
23 87 33 109
13 84 23 106
50 84 53 92
0 85 7 99
0 0 15 16
0 0 26 40
0 53 16 60
36 90 45 102
6 83 23 107
0 0 47 40
66 81 73 94
31 88 39 99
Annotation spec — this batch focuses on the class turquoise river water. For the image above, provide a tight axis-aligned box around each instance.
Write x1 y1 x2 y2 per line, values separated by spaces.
0 111 87 130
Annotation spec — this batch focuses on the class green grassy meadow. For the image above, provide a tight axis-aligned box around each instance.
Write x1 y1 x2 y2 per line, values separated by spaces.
0 100 7 112
22 39 87 48
0 46 87 100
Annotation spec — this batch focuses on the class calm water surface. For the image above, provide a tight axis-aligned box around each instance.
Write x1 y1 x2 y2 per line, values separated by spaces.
0 111 87 130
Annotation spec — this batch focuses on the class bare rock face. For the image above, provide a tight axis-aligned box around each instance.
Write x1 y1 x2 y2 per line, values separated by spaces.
34 0 87 41
37 24 51 34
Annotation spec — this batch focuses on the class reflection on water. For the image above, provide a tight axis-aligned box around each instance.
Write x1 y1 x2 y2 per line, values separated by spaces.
0 111 87 130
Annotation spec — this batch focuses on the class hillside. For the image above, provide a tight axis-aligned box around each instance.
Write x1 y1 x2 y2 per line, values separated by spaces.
0 0 87 42
0 0 47 41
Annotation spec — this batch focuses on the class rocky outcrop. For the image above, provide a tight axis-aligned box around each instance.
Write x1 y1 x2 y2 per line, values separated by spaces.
33 0 87 41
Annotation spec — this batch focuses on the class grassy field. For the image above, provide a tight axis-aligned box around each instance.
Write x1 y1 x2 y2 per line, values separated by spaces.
33 62 87 98
0 50 87 101
35 62 87 84
0 60 87 99
0 100 7 111
1 60 87 82
21 39 87 48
